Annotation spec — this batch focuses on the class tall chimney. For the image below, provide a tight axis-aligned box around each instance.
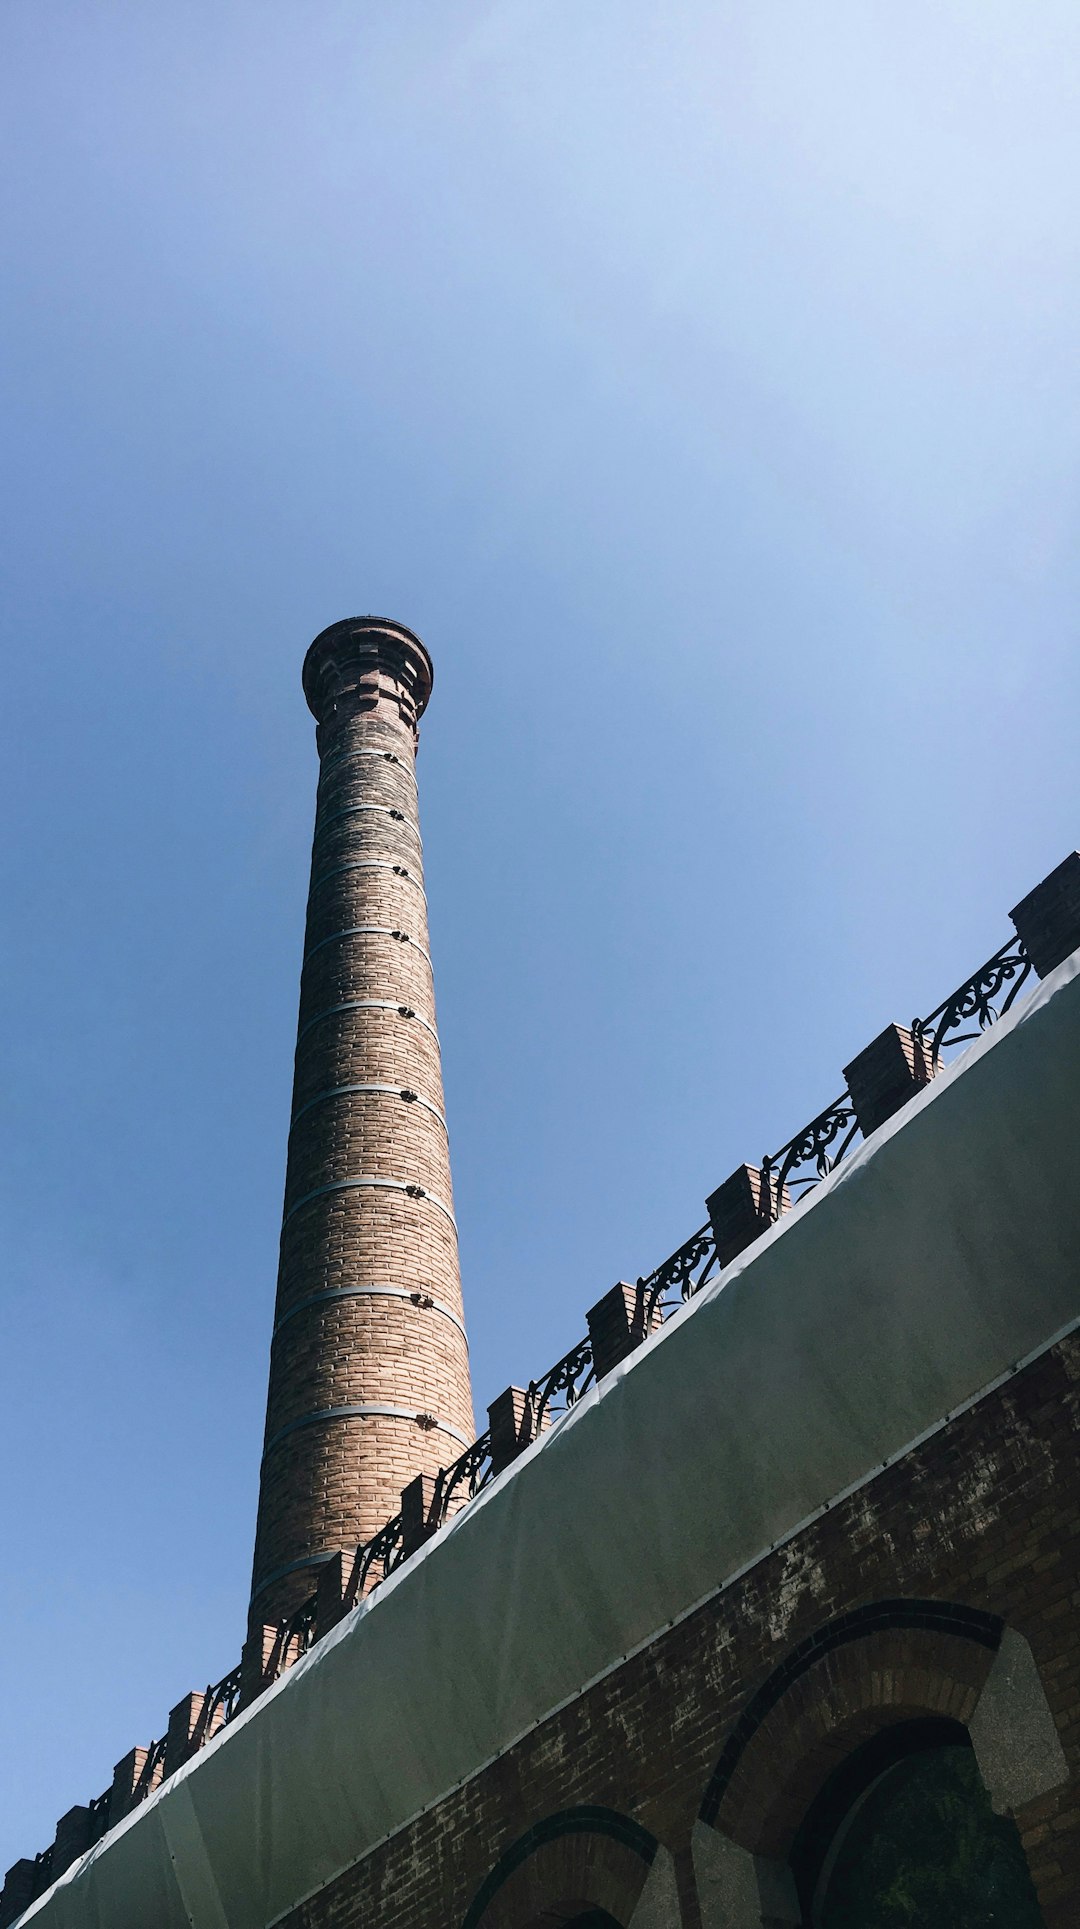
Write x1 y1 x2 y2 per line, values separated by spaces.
249 617 474 1625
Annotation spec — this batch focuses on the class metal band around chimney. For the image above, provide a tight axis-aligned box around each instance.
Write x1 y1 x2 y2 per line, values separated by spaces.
250 1550 340 1605
302 926 433 970
309 859 426 897
318 746 407 784
272 1284 468 1344
314 802 422 838
262 1404 471 1461
282 1175 456 1229
290 1083 447 1132
296 998 439 1046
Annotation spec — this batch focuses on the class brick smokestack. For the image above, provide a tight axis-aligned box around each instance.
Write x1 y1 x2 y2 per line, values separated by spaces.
249 617 475 1625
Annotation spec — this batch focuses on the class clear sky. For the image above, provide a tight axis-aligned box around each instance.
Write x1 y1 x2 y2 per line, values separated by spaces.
1 0 1078 1869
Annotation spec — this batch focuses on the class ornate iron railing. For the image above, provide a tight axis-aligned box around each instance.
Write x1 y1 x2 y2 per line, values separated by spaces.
432 1428 495 1518
132 1734 168 1806
523 1335 596 1432
760 1093 860 1220
87 1789 112 1848
751 933 1036 1223
340 1512 409 1613
639 1222 718 1326
912 933 1032 1069
196 1663 243 1743
264 1592 319 1677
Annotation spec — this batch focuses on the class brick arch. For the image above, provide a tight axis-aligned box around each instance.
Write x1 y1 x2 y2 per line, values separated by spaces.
461 1807 658 1929
700 1598 1003 1860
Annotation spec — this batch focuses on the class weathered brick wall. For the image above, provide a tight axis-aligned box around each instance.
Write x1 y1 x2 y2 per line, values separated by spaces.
250 619 475 1626
280 1333 1080 1929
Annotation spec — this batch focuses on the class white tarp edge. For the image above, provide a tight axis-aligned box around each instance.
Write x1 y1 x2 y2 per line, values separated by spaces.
23 950 1080 1929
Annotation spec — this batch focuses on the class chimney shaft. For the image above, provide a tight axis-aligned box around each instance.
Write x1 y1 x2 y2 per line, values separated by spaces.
249 617 474 1624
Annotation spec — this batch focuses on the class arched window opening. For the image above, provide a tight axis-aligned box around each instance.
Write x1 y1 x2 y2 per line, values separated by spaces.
790 1717 1045 1927
461 1809 654 1929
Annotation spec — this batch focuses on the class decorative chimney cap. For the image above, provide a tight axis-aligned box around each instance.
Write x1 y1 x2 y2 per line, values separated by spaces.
302 616 434 735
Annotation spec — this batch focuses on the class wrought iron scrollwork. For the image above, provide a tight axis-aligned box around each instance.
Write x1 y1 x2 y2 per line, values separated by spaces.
433 1429 495 1521
524 1337 596 1434
87 1789 112 1846
265 1592 319 1680
912 934 1032 1069
199 1663 243 1740
760 1094 859 1220
132 1734 169 1805
341 1512 408 1613
638 1222 718 1325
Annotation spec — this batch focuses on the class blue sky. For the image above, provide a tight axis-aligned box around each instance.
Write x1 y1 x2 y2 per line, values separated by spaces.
1 0 1078 1868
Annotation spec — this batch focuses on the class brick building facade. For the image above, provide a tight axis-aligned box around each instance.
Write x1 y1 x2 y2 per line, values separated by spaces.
298 1334 1077 1929
5 623 1080 1929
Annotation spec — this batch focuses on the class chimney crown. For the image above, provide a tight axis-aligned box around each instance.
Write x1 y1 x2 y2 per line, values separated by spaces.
302 616 434 742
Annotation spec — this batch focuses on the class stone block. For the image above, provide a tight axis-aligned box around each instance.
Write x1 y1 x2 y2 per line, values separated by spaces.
1010 852 1080 978
0 1861 38 1929
844 1023 935 1137
315 1549 348 1638
164 1691 208 1776
706 1165 784 1270
587 1282 662 1381
400 1472 440 1558
109 1746 153 1822
51 1806 91 1879
488 1386 543 1474
239 1625 279 1709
